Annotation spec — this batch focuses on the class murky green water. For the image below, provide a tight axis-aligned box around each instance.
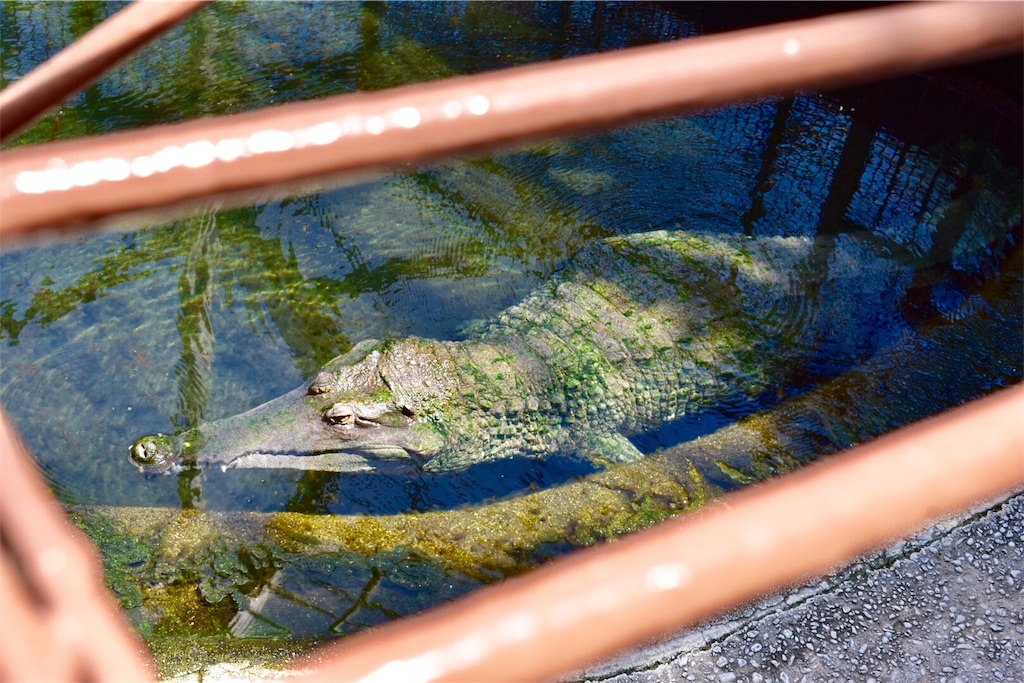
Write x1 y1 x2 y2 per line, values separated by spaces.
2 1 1021 673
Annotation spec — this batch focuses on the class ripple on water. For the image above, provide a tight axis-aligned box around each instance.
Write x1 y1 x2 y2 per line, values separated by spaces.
0 262 188 506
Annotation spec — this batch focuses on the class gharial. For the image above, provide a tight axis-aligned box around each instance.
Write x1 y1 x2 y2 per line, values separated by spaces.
129 229 909 475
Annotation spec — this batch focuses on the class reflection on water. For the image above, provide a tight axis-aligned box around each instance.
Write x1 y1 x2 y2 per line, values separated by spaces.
1 0 1021 666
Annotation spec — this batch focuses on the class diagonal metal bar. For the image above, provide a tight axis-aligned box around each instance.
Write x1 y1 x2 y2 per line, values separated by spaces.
0 411 158 682
292 385 1024 683
0 0 209 143
1 2 1021 238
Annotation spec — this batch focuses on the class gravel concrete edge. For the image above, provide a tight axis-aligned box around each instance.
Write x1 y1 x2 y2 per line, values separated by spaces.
574 490 1024 683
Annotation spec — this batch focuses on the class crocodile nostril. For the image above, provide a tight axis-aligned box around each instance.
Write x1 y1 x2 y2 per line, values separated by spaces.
127 433 181 472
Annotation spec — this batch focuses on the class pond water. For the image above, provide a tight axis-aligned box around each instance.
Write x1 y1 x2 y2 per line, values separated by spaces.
1 1 1021 671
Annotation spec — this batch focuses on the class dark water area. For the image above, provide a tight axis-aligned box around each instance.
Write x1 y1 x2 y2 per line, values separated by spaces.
1 1 1021 656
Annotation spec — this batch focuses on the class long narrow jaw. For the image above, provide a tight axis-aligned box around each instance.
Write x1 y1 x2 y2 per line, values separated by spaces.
223 447 417 473
127 435 422 474
127 420 435 474
128 396 442 475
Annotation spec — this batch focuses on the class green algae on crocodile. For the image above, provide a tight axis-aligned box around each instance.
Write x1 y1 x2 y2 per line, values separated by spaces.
129 229 907 475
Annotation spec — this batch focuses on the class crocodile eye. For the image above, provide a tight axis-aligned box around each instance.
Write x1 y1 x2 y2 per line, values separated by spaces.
324 403 354 425
308 372 334 395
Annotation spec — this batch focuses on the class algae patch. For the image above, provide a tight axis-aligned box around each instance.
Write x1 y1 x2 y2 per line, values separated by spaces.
72 511 153 611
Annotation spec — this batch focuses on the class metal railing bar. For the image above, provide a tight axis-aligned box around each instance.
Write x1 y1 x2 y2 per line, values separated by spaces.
1 2 1021 239
0 0 209 144
0 410 158 682
292 385 1024 683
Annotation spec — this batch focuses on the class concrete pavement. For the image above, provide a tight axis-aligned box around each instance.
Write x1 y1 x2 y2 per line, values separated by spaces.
576 492 1023 683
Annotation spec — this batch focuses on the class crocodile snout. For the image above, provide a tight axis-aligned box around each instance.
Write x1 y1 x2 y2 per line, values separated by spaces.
128 433 182 473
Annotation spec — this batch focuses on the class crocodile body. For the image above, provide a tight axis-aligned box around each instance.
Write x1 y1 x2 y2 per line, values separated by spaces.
129 230 906 474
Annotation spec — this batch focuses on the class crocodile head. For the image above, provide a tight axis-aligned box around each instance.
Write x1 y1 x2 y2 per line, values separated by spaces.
128 338 450 474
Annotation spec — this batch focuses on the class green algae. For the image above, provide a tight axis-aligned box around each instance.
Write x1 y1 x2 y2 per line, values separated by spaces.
149 635 320 681
716 459 760 486
71 512 153 611
148 582 238 638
